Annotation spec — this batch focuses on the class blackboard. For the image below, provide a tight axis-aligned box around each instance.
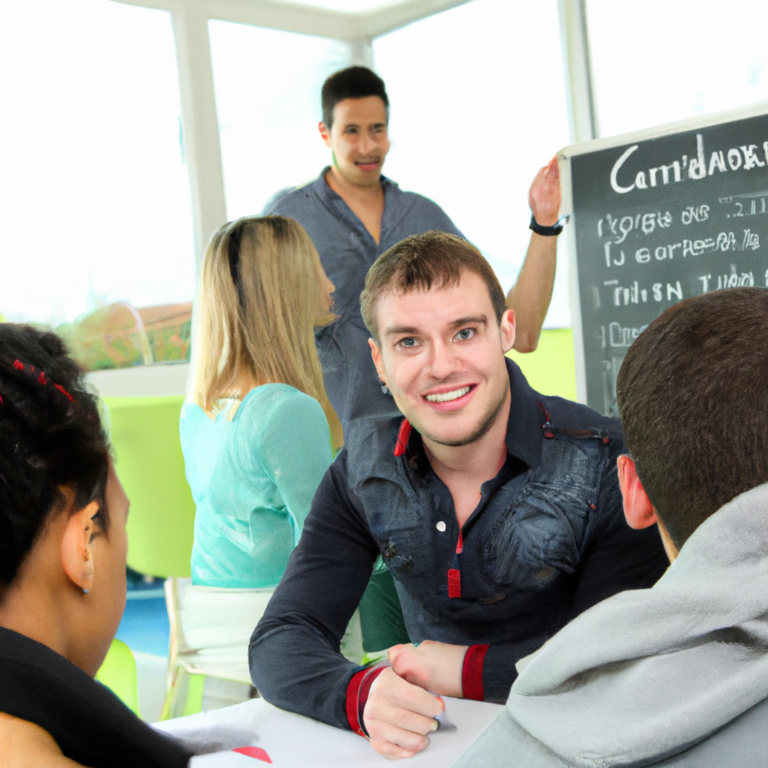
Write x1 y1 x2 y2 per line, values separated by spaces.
560 107 768 416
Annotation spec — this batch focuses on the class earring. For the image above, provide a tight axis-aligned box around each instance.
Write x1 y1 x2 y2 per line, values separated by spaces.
83 588 89 595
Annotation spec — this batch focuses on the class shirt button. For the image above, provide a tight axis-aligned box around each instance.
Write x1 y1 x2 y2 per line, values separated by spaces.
436 521 446 532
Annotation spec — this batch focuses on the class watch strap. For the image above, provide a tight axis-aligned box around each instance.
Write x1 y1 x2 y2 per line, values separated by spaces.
530 213 569 236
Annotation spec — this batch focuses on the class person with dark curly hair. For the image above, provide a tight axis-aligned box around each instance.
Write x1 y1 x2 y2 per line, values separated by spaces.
0 324 191 767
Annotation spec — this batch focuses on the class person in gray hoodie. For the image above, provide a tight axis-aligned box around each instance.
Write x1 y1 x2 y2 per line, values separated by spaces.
454 286 768 768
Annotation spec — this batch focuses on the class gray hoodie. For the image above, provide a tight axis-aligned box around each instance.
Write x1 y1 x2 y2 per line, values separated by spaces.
454 482 768 767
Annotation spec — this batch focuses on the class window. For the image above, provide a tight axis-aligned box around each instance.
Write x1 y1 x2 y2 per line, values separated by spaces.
588 0 768 138
374 0 572 327
0 0 195 369
209 20 351 220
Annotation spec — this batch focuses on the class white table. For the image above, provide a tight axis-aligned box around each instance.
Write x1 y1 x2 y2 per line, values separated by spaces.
155 696 502 767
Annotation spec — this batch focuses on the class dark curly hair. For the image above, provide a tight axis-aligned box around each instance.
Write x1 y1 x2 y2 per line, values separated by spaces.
0 324 110 588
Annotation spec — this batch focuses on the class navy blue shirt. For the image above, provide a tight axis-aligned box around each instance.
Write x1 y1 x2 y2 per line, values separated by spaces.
263 169 463 428
250 360 669 729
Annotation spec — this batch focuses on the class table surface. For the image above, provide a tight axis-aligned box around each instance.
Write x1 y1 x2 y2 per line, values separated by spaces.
155 696 503 767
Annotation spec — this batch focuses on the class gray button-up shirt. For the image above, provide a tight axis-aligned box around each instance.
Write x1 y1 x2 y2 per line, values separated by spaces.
263 168 463 428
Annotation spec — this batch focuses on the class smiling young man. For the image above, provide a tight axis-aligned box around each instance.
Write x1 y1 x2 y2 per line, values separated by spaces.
263 66 563 431
250 232 668 759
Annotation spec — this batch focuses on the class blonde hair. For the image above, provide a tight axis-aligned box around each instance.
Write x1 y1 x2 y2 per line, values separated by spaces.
191 216 334 420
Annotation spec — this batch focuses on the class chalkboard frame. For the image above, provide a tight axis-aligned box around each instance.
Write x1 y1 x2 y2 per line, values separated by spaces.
559 101 768 408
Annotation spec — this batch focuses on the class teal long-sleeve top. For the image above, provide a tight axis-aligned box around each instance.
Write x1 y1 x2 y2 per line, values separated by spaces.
180 384 333 588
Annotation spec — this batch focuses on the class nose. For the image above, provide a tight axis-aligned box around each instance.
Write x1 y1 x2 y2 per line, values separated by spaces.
360 131 377 156
424 338 462 381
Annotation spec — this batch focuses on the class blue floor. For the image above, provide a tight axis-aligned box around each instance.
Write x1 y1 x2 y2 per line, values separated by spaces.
116 580 170 657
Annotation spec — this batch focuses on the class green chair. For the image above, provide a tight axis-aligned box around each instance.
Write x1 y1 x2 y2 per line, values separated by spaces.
104 395 195 578
96 638 140 715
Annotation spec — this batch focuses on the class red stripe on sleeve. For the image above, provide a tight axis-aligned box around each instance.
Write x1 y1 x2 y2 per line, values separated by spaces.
345 666 386 737
462 644 490 701
346 668 369 736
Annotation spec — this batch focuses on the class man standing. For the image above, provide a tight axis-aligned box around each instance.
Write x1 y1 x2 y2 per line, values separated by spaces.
250 232 667 759
454 287 768 767
263 66 562 430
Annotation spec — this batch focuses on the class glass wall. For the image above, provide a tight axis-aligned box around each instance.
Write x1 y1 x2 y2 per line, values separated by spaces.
588 0 768 138
209 20 350 220
0 0 195 370
374 0 572 327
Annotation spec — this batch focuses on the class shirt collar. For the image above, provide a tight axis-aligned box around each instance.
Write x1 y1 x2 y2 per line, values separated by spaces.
393 357 544 471
313 166 392 201
503 357 544 470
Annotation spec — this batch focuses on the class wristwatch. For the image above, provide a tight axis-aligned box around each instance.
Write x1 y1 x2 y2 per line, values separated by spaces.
530 213 569 236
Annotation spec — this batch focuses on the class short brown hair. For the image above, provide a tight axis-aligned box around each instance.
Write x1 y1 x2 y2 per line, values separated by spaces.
321 66 389 128
360 231 507 342
616 287 768 549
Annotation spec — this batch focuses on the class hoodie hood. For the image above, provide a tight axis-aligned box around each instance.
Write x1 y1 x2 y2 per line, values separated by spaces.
501 482 768 767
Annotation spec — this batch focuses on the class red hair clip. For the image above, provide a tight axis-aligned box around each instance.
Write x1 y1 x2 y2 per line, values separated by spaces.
53 383 74 402
38 371 47 385
12 360 23 370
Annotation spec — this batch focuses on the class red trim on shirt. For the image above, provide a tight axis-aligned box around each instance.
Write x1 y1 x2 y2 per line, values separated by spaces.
462 644 490 701
394 419 412 456
346 669 368 735
447 569 461 598
448 530 464 597
345 667 385 737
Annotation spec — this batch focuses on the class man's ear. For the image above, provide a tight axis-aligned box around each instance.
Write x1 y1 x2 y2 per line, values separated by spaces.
61 500 99 592
500 309 516 354
319 122 332 148
368 337 387 386
617 455 657 530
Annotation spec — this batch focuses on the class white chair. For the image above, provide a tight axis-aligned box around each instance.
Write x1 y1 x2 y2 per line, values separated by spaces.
162 577 275 719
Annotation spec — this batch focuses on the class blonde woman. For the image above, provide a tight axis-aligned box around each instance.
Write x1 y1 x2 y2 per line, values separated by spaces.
181 216 340 588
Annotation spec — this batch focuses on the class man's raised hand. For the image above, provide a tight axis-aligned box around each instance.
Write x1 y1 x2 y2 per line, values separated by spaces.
528 155 562 227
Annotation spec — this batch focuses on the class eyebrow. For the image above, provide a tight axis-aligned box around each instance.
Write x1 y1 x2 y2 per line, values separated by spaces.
384 315 488 337
451 315 488 328
343 122 386 129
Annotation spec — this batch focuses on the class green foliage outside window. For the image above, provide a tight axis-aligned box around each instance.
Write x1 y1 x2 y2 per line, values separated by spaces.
55 302 192 372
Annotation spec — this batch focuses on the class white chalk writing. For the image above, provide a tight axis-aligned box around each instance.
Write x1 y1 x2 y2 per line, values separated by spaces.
610 133 768 195
602 230 758 268
603 279 683 306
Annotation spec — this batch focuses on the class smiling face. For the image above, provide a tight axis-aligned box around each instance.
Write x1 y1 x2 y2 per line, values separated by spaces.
320 96 390 189
369 271 516 448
